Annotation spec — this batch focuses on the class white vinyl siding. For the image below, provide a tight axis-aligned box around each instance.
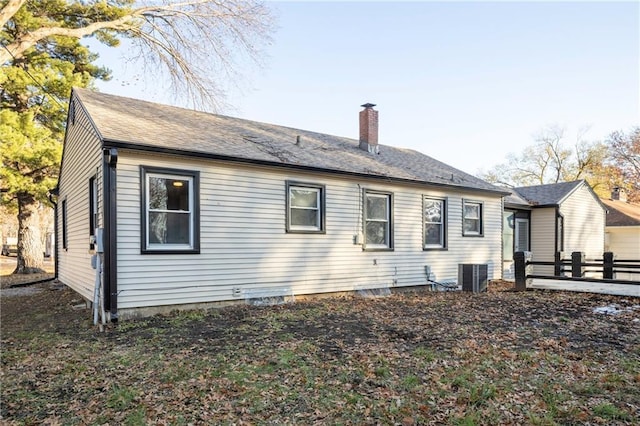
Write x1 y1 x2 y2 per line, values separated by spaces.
558 185 605 279
113 151 504 311
559 184 605 260
605 227 640 259
530 208 557 276
605 227 640 280
56 98 104 301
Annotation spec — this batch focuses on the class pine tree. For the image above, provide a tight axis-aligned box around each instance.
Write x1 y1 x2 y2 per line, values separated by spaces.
1 2 112 273
1 0 272 273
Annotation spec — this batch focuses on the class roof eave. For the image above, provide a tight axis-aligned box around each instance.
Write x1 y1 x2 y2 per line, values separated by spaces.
530 203 560 208
504 202 533 210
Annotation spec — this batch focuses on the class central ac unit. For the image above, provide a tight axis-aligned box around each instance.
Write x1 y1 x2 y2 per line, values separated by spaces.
458 264 488 293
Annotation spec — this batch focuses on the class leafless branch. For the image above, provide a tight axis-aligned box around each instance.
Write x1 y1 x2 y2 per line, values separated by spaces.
1 0 274 110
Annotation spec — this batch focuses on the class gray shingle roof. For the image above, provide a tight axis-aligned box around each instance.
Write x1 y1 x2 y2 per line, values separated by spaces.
73 88 506 195
513 181 584 206
503 190 531 208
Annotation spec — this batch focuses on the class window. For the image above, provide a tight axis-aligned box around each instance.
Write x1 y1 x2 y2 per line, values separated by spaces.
364 190 393 250
503 211 514 261
89 177 98 250
62 199 68 250
286 181 325 233
424 197 446 249
89 177 98 236
462 200 483 236
556 213 564 252
141 166 199 253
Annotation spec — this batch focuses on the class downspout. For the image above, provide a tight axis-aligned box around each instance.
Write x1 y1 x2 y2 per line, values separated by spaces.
48 189 58 279
103 148 118 322
500 197 504 280
553 206 559 254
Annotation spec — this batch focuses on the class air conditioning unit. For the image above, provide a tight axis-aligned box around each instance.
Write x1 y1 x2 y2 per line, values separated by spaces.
458 264 488 293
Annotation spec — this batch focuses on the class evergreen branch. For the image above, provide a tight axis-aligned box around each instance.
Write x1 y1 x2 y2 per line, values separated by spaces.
1 13 140 63
0 1 264 63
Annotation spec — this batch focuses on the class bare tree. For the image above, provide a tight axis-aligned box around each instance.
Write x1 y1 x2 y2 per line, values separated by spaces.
484 126 572 186
480 125 613 196
1 0 273 274
533 126 572 183
1 0 274 110
606 128 640 202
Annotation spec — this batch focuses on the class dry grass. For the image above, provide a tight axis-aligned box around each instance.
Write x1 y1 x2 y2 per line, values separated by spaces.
1 281 639 425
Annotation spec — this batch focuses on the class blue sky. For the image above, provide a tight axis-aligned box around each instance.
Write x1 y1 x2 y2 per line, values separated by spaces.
91 1 639 174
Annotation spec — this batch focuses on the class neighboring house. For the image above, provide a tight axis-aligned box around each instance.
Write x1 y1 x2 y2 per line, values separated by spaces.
56 88 508 320
1 237 17 257
503 180 606 278
601 188 640 280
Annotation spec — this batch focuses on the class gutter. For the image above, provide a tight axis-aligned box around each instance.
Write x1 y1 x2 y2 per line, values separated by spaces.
101 139 510 198
103 148 118 322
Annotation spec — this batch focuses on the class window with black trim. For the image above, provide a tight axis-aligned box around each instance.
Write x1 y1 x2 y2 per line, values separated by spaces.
424 197 446 249
89 177 97 235
62 199 68 250
286 181 325 233
556 213 564 252
462 200 483 236
89 177 98 250
141 166 200 253
364 190 393 250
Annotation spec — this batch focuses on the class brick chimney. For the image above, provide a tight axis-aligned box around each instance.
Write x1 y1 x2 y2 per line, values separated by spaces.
359 103 379 154
611 187 627 202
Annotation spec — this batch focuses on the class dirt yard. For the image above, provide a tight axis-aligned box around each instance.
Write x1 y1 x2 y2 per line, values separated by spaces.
0 256 54 288
1 277 639 425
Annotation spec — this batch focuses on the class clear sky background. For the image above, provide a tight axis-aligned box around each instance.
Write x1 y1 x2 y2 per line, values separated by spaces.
91 1 640 175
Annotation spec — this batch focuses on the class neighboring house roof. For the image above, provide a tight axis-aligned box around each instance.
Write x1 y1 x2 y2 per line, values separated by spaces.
513 180 586 206
601 198 640 226
71 88 506 195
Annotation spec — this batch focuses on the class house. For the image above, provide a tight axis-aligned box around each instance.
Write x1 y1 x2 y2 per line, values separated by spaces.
601 188 640 280
503 180 606 277
56 88 508 320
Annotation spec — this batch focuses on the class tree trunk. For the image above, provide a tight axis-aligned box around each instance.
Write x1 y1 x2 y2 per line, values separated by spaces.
14 193 45 274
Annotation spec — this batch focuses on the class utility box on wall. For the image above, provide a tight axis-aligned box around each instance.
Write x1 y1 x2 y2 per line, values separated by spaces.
458 264 488 293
